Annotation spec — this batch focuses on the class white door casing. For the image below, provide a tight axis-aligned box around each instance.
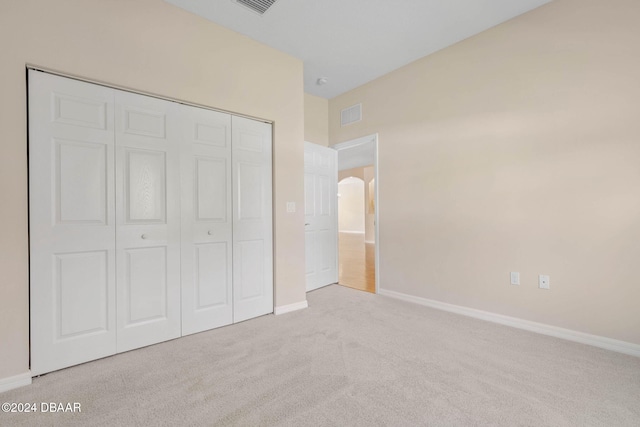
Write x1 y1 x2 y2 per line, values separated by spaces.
232 116 273 322
180 105 233 335
304 142 338 292
28 70 117 375
114 90 181 352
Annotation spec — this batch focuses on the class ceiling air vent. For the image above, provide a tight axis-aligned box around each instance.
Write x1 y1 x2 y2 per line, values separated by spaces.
234 0 278 15
341 104 362 127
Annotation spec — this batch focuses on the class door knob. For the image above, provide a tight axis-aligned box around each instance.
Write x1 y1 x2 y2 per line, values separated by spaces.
208 230 213 235
141 234 148 239
305 223 310 226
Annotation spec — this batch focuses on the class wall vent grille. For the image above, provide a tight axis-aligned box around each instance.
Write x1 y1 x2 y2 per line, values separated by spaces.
235 0 278 15
341 104 362 126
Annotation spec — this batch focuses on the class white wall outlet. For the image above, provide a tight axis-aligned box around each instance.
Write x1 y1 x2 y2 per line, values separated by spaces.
539 275 550 290
286 202 296 213
510 272 520 285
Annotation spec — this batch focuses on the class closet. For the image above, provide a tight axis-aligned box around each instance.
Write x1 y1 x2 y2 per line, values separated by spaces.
28 70 273 375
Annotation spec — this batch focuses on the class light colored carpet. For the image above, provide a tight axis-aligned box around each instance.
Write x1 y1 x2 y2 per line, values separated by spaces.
2 284 639 426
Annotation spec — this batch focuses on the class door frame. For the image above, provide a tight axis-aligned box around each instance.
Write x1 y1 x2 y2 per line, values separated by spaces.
332 133 379 294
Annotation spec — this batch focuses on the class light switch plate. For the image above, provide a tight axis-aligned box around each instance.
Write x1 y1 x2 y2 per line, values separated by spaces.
286 202 296 213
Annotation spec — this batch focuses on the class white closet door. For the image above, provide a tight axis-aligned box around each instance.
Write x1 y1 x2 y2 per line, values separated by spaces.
29 70 117 375
180 105 233 335
232 116 273 322
304 142 338 291
115 90 181 352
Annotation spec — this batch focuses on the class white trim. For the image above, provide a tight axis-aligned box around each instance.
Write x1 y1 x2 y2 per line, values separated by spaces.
0 371 32 393
274 300 308 315
27 65 271 124
333 134 376 151
364 240 375 244
373 134 379 295
339 230 365 234
379 289 640 358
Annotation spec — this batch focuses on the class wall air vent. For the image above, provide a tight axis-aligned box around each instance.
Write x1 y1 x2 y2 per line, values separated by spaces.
341 104 362 127
234 0 278 15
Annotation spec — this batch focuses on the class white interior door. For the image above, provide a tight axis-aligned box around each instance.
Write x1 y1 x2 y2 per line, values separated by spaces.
115 90 181 352
29 70 117 375
232 116 273 322
304 142 338 291
180 105 233 335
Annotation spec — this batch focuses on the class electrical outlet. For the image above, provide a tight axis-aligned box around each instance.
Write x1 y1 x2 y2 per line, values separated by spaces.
286 202 296 213
510 272 520 286
539 275 550 290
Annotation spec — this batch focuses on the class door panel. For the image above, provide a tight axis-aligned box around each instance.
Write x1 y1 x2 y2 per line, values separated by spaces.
180 106 233 335
237 240 265 299
56 140 107 224
125 149 167 223
318 174 331 216
304 142 338 291
115 90 181 352
124 247 168 324
196 158 227 221
232 116 273 322
52 92 107 129
55 251 109 338
29 70 117 375
195 243 229 308
123 107 166 138
305 233 316 275
319 230 333 271
237 162 264 220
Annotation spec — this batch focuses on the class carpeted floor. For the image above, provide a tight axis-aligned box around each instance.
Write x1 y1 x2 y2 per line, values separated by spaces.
2 285 639 426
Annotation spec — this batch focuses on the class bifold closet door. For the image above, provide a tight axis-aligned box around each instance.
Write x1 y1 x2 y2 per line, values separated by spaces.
30 71 274 375
29 70 117 375
232 116 273 322
180 105 233 336
114 90 181 352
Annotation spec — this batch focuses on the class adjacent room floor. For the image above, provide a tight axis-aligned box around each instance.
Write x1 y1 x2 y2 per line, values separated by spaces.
2 285 639 426
338 232 375 293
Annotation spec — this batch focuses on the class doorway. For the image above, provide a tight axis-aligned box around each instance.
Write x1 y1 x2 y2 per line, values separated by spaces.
333 134 379 294
337 170 375 293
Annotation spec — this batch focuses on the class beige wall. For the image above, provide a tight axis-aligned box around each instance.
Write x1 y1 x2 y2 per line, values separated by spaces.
304 93 329 146
0 0 306 381
330 0 640 345
337 166 375 240
338 177 365 233
338 167 365 182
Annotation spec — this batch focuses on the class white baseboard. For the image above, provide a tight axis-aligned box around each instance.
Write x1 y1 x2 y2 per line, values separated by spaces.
274 300 308 315
379 288 640 358
0 371 32 393
339 231 365 234
364 240 375 244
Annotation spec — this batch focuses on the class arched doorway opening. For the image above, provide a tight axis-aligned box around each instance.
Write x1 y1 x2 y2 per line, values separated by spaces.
337 172 375 293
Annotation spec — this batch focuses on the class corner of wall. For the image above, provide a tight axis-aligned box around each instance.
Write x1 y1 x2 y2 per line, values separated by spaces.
304 93 329 146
